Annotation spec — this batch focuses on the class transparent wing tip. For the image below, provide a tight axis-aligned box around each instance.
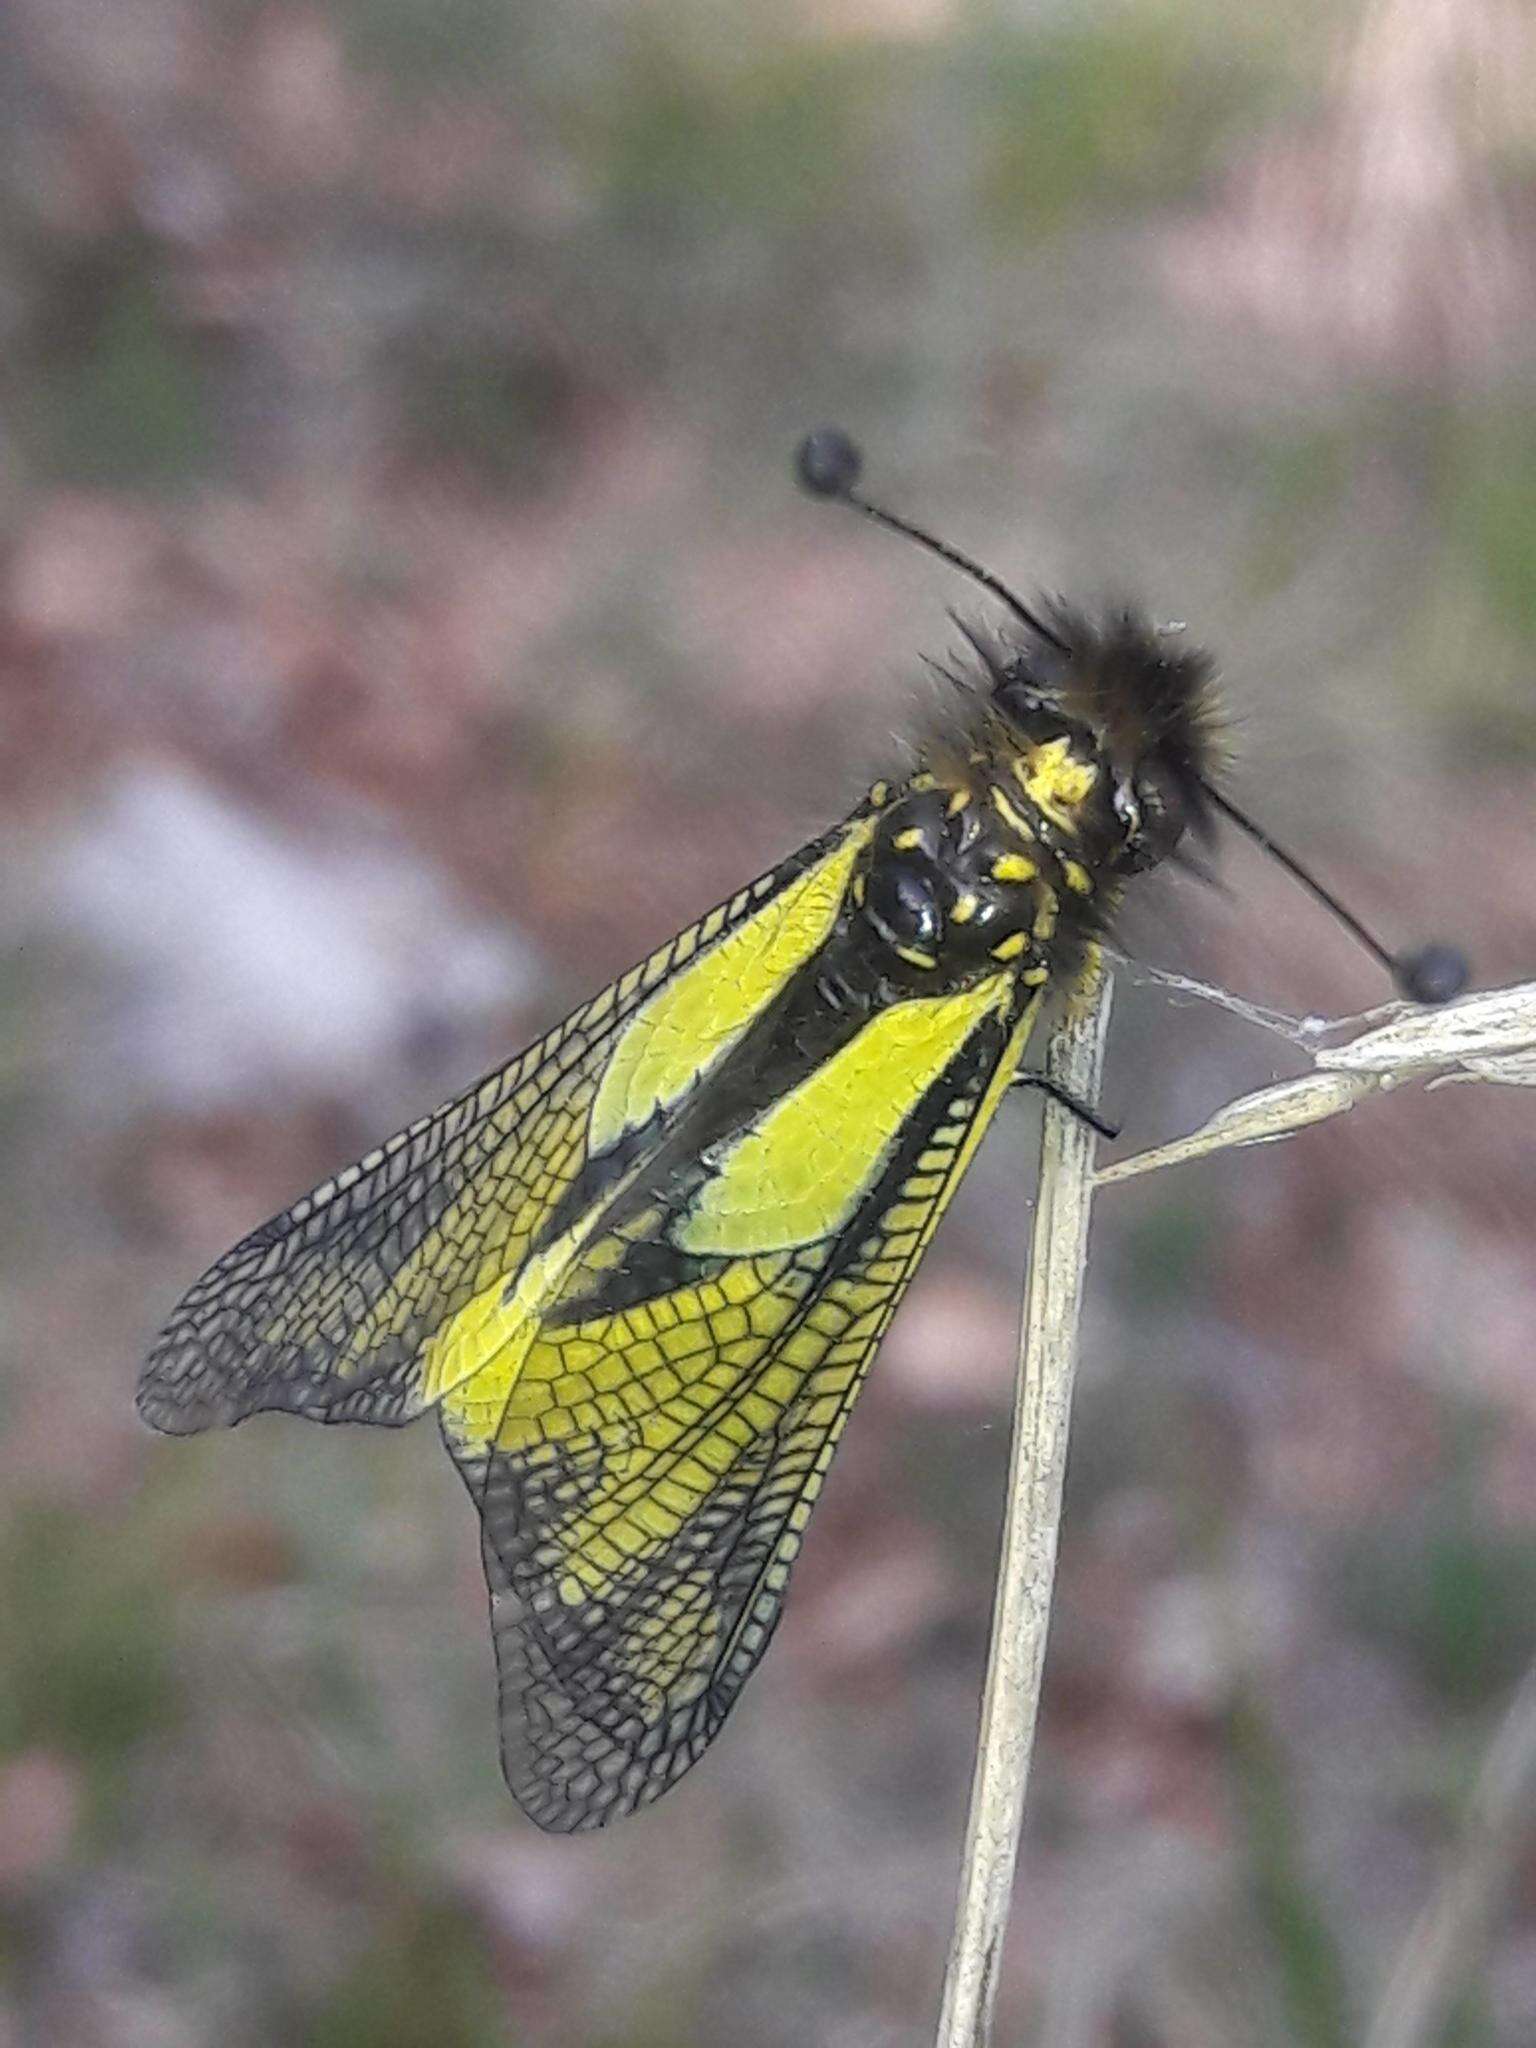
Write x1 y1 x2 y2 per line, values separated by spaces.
135 1351 241 1435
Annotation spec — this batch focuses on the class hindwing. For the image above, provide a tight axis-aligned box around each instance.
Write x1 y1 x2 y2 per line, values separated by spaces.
440 975 1043 1828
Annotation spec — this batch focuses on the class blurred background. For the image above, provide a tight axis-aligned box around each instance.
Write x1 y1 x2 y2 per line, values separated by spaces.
2 0 1534 2042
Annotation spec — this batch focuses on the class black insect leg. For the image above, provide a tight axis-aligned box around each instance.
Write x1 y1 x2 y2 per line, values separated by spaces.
1010 1072 1120 1141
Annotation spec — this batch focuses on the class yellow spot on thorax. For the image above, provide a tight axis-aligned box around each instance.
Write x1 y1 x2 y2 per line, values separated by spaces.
989 785 1035 842
992 852 1036 885
1014 737 1099 831
892 826 925 852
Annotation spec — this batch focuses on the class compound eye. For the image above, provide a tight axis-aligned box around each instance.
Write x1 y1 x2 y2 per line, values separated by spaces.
863 857 943 955
1119 774 1189 874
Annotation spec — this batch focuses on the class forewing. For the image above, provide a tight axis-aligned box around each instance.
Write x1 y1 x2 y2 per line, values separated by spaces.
137 819 870 1435
444 979 1044 1830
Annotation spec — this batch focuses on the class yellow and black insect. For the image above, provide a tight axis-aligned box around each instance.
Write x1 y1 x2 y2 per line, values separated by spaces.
137 431 1466 1832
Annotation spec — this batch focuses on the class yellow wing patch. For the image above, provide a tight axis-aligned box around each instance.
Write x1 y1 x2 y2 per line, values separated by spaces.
137 820 867 1436
587 819 871 1155
441 983 1044 1829
677 974 1011 1255
429 974 1011 1451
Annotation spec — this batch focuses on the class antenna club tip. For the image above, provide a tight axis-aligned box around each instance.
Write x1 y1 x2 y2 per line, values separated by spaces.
795 427 863 500
1394 942 1470 1006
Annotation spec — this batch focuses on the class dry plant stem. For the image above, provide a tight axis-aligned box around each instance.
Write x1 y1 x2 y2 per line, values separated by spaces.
935 963 1113 2048
1096 978 1536 1188
1363 1659 1536 2048
928 972 1534 2045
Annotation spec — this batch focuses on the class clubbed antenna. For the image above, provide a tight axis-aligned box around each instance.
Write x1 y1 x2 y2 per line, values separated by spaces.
1196 782 1469 1005
794 427 1070 653
793 427 1471 1008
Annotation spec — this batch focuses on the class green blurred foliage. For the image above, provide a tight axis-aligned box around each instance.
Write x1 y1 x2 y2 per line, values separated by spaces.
0 1503 177 1812
977 19 1265 238
594 38 890 231
1243 425 1351 596
316 0 519 84
307 1897 505 2048
8 246 215 490
1449 411 1536 648
1333 1435 1536 1711
1227 1694 1353 2048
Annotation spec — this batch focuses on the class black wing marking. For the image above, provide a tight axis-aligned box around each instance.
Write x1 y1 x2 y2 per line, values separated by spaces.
442 988 1039 1830
137 825 855 1436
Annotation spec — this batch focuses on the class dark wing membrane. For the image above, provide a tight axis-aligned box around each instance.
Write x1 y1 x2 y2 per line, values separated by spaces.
137 820 864 1436
445 985 1041 1831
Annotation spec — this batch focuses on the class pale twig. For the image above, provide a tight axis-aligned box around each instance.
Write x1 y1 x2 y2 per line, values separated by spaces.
935 960 1113 2048
1095 975 1536 2039
932 974 1536 2045
1363 1660 1536 2048
1097 979 1536 1187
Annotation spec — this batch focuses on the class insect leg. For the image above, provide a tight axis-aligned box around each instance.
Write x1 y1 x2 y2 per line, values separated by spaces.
1010 1072 1120 1141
